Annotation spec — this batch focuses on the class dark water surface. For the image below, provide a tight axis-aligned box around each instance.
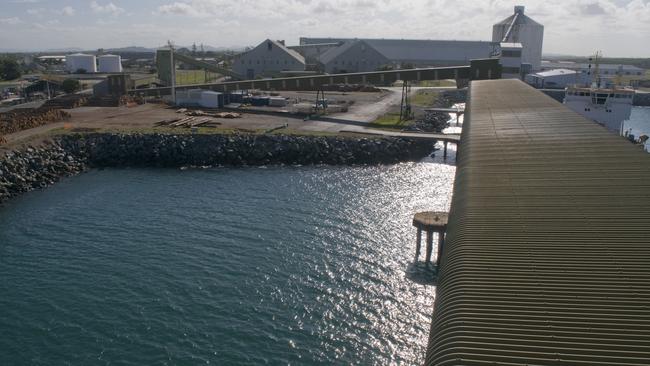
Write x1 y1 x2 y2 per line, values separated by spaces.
0 154 455 365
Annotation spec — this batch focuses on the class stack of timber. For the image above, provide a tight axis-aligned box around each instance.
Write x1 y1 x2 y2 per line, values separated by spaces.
42 94 87 109
0 108 71 136
155 116 222 128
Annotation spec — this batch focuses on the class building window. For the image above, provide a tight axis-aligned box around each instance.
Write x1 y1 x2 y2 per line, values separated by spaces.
501 50 522 57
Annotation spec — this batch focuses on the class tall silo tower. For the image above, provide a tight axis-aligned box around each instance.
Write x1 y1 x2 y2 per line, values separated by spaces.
493 6 544 70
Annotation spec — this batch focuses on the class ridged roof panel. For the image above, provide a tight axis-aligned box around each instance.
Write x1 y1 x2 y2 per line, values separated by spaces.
425 79 650 366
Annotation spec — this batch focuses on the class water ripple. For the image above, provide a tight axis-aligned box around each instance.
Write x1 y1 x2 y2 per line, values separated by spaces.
0 155 454 365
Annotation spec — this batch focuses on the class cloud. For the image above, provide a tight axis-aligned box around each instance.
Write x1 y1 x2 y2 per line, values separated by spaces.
157 2 197 16
580 2 607 15
57 6 76 16
26 8 45 15
90 1 125 16
0 17 23 25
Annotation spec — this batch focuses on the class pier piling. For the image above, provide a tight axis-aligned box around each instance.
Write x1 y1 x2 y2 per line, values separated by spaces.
412 212 448 265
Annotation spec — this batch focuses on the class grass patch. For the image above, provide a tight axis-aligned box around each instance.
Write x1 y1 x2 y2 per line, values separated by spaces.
368 112 414 130
411 89 440 107
415 79 457 87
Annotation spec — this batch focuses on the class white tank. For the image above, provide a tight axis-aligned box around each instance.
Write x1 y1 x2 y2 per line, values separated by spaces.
98 54 123 73
66 53 97 73
492 6 544 71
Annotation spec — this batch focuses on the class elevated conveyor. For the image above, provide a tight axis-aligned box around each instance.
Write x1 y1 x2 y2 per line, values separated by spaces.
425 79 650 365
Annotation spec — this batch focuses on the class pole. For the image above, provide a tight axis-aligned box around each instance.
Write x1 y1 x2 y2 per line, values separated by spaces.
169 41 177 105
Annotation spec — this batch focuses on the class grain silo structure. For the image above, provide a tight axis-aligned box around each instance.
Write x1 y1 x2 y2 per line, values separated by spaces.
493 6 544 70
66 53 97 73
98 54 123 73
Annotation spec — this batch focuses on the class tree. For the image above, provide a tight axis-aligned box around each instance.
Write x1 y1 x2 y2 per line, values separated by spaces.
192 43 197 56
75 68 87 74
0 57 22 81
62 79 80 94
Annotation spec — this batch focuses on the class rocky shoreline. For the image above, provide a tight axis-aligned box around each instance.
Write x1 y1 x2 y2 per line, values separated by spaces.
0 133 435 204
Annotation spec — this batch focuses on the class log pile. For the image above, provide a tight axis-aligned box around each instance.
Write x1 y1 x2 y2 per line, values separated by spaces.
154 116 222 128
42 94 87 109
0 108 71 135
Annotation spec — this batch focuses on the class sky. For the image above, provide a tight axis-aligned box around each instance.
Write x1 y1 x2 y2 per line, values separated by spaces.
0 0 649 57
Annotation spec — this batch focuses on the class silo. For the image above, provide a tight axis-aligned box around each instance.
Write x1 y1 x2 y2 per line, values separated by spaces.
492 6 544 71
66 53 97 73
98 54 123 73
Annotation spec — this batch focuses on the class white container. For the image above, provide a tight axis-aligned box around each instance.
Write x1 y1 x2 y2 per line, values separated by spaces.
200 91 222 108
66 53 97 73
98 54 123 73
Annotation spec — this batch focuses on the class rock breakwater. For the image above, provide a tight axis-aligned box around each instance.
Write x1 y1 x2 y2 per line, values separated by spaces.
1 133 434 204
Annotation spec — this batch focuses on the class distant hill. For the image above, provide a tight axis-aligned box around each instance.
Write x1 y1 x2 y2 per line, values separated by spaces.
105 46 156 53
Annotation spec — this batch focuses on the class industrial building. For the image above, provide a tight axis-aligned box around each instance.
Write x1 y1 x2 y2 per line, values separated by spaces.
288 42 341 65
65 53 97 73
540 61 645 76
492 6 544 71
231 39 306 79
294 6 544 77
525 68 588 89
317 40 390 73
299 37 498 68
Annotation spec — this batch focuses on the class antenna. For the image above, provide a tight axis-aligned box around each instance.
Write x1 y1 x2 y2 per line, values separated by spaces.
594 50 602 88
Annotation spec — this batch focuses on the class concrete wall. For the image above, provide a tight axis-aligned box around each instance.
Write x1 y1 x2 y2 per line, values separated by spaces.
232 40 305 79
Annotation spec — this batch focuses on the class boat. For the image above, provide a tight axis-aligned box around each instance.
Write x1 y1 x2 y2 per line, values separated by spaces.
562 51 635 134
564 86 634 133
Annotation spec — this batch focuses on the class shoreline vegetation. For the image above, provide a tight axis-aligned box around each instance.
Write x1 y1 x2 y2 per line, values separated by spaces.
0 132 435 204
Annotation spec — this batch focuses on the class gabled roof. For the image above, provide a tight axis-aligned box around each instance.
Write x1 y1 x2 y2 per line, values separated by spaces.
317 40 384 65
301 37 496 63
236 39 306 64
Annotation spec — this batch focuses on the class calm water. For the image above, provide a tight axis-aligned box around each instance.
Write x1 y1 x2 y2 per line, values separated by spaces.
0 152 455 365
623 106 650 152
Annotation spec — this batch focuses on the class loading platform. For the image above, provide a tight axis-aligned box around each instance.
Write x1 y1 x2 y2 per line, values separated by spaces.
425 79 650 365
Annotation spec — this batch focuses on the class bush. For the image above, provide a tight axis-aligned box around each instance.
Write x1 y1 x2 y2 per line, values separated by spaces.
62 79 80 94
0 57 22 81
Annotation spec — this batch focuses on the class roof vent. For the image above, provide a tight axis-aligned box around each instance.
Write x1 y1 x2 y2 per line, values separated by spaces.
514 6 525 15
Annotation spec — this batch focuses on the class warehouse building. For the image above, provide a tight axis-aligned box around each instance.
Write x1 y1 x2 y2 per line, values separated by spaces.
300 37 498 68
318 40 390 73
232 39 306 79
525 68 588 89
288 42 341 65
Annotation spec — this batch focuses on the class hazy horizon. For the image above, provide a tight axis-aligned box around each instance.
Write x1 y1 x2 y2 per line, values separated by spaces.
1 0 649 58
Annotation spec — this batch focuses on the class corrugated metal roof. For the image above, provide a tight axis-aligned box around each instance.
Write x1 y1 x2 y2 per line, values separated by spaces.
235 39 305 65
532 68 580 77
425 79 650 366
300 37 496 63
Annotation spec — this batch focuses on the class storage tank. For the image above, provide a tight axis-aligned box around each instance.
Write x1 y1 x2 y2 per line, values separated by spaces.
97 54 123 73
492 6 544 71
66 53 97 73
